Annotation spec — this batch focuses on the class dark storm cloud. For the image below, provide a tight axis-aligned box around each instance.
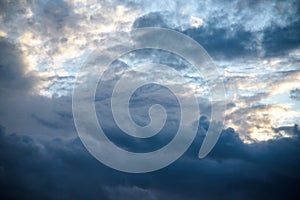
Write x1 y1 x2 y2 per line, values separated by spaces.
132 13 258 59
1 124 300 200
262 20 300 57
132 1 300 59
0 126 110 200
183 26 257 59
0 38 74 138
0 37 38 91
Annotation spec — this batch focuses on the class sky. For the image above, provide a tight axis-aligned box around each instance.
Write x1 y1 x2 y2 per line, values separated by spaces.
0 0 300 199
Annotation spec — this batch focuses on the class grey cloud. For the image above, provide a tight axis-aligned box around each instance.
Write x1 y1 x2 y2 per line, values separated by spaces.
0 37 38 91
31 112 70 130
104 186 158 200
2 0 73 34
273 124 300 136
131 0 300 59
104 186 191 200
133 12 168 28
0 126 109 200
43 75 76 96
1 124 300 200
185 17 300 59
262 20 300 57
0 37 75 139
1 1 300 199
290 88 300 101
43 0 70 23
132 12 257 58
204 0 299 32
183 26 257 59
124 0 300 31
0 95 75 139
0 0 32 22
34 0 78 37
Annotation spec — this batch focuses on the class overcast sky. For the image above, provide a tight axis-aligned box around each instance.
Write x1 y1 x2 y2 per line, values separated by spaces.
0 0 300 199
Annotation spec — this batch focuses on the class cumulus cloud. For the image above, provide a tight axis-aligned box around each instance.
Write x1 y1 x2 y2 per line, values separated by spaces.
0 125 300 200
0 38 75 139
1 1 300 198
0 37 39 91
1 0 141 96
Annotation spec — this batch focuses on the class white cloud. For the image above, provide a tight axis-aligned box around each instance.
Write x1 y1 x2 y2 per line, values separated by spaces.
1 0 299 143
222 55 300 142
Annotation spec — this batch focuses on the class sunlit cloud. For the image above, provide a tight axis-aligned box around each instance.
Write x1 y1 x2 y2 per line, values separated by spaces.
223 54 300 142
189 16 204 28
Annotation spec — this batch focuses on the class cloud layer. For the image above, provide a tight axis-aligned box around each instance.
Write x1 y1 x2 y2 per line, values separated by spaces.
1 1 300 199
0 125 300 200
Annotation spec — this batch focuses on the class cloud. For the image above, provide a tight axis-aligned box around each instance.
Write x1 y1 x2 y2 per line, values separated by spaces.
0 91 76 139
262 20 300 57
0 1 300 198
184 15 300 59
290 88 300 101
0 37 39 91
104 186 158 200
183 26 257 59
1 124 300 200
1 0 299 98
1 0 141 97
218 55 300 142
0 39 75 138
1 0 299 147
133 12 169 28
0 126 109 200
131 0 300 59
119 0 300 31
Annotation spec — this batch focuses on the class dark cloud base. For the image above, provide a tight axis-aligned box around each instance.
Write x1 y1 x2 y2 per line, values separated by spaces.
1 125 300 200
133 11 300 60
0 37 38 91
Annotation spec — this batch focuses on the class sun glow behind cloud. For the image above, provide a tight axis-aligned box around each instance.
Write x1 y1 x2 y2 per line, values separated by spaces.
223 56 300 143
2 0 141 97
